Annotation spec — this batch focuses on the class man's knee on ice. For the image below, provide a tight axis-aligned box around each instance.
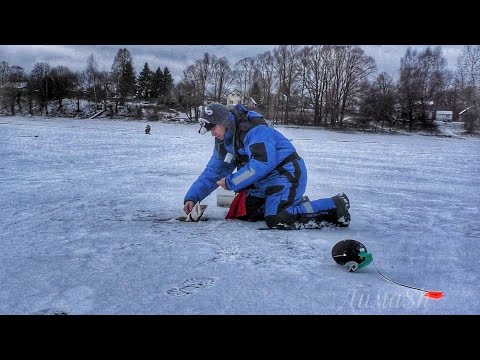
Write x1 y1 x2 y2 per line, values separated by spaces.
265 210 295 229
234 195 265 222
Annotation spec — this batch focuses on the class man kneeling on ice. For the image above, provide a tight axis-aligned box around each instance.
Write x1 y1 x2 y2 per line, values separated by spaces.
182 103 350 230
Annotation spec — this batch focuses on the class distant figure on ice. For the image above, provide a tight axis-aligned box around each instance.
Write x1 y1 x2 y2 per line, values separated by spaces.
145 124 151 134
182 103 351 230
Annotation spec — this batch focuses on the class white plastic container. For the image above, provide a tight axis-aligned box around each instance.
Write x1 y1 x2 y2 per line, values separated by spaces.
216 187 235 207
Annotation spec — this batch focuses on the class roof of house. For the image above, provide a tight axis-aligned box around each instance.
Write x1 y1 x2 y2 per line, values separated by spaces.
458 106 472 115
227 89 243 96
436 111 453 115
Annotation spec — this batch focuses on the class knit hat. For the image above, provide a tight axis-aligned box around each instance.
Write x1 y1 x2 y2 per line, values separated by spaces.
198 103 230 135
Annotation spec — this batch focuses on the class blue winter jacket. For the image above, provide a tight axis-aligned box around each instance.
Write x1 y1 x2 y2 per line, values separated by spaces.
184 110 297 204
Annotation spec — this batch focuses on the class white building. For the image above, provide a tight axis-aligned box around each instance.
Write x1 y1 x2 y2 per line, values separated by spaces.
226 90 258 109
435 111 453 121
226 90 243 106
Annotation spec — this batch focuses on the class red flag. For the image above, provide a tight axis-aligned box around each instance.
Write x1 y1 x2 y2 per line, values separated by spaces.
225 191 247 219
424 291 444 299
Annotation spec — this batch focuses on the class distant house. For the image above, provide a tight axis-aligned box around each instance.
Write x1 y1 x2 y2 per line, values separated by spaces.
458 106 474 122
226 90 243 106
226 90 258 109
435 110 453 121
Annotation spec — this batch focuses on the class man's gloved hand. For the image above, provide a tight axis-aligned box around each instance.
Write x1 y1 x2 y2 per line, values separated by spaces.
185 202 208 222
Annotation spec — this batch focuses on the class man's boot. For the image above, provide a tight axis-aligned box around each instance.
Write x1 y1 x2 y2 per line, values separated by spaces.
301 192 350 227
330 192 350 227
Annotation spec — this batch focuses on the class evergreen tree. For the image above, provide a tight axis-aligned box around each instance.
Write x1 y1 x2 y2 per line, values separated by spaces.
137 62 153 99
163 66 174 93
120 61 136 101
151 67 164 100
160 66 174 104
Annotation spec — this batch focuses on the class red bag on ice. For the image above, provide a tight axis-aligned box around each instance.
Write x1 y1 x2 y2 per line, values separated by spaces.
225 191 247 219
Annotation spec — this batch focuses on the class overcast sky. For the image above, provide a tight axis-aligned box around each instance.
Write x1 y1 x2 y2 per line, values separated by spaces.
0 45 464 83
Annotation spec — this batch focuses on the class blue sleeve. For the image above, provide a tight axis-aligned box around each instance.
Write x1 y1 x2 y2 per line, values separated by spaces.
184 140 236 203
225 126 277 192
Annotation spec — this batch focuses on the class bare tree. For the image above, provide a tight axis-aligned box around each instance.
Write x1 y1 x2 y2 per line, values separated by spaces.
30 62 51 115
416 47 448 121
456 45 480 107
300 45 332 126
96 70 111 108
50 65 76 109
208 56 234 102
397 46 449 130
360 72 396 130
328 46 376 128
273 45 301 124
442 76 462 121
71 71 84 113
85 54 100 105
179 53 217 105
197 53 214 104
181 63 204 104
398 48 423 131
254 51 275 118
233 57 256 106
174 80 198 113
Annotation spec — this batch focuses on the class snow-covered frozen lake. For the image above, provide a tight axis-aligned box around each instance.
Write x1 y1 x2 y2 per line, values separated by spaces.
1 116 479 314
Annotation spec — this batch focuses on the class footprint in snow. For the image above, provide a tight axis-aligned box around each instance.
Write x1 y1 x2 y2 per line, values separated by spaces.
166 277 215 297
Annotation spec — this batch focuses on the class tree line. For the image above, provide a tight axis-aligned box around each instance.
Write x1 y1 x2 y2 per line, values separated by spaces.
1 45 479 133
0 48 174 117
176 45 479 133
